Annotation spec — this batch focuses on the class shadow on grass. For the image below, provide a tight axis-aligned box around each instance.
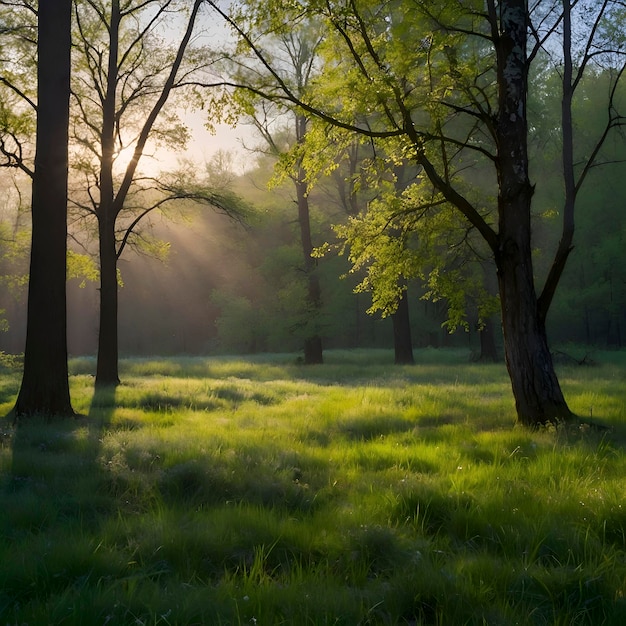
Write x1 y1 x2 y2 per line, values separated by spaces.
8 383 116 500
1 385 118 613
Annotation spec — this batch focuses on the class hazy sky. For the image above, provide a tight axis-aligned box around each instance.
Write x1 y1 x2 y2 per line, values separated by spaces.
117 2 258 178
178 111 256 174
113 89 256 178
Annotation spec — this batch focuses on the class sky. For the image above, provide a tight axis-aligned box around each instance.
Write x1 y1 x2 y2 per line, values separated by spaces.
112 79 257 178
126 114 253 177
174 110 257 174
112 1 259 178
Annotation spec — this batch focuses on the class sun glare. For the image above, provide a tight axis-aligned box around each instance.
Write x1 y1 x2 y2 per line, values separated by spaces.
108 111 255 179
112 141 174 178
112 144 139 176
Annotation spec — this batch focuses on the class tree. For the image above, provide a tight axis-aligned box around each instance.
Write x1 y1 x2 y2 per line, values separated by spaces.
13 0 74 418
229 24 326 363
208 0 626 426
294 110 325 364
228 24 418 363
69 0 218 386
321 136 421 362
388 170 416 366
534 67 626 347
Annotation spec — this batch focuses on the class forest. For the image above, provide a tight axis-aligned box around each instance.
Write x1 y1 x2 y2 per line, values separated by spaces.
1 2 626 623
1 0 625 427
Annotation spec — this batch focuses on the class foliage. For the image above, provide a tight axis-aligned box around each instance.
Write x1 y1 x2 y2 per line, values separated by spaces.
0 349 21 370
1 1 231 262
69 0 193 182
68 1 207 223
210 289 266 353
330 172 499 331
0 198 29 298
0 0 37 176
0 349 625 623
210 234 330 353
211 0 506 332
66 249 99 287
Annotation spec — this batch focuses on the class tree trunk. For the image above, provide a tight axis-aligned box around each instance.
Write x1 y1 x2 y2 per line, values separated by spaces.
303 270 324 364
94 0 120 387
493 0 572 426
90 0 202 385
537 0 575 324
496 250 570 424
295 113 323 364
478 318 499 362
391 290 414 364
304 333 323 365
95 215 120 386
14 0 74 419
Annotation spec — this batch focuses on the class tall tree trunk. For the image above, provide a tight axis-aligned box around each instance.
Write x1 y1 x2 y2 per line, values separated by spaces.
496 249 569 424
303 324 323 364
391 289 414 364
537 0 575 324
389 170 415 366
492 0 572 426
295 113 323 364
94 0 121 387
14 0 74 418
95 215 120 386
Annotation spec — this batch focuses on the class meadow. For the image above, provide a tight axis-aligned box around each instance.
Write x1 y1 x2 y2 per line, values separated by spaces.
0 347 625 625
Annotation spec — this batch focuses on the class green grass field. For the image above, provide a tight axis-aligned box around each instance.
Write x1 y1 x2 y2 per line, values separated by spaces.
1 348 625 625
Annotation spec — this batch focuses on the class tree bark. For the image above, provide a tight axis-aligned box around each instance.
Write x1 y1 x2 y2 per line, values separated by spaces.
390 167 415 365
391 289 414 364
492 0 572 426
14 0 74 418
496 247 569 424
303 331 323 365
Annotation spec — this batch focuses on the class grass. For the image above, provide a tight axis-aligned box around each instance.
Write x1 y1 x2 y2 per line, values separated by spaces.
0 347 625 625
